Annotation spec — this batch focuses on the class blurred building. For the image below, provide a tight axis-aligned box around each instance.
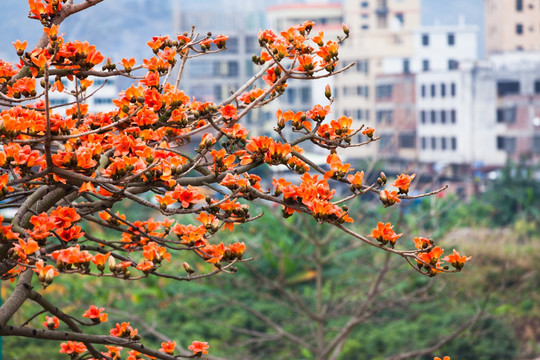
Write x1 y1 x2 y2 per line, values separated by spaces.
334 0 421 159
174 0 274 135
267 2 343 115
484 0 540 55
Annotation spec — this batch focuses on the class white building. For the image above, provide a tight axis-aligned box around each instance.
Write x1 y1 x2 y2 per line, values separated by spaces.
413 22 480 166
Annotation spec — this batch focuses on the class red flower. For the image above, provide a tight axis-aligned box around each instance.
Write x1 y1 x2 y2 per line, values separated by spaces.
43 316 59 330
83 305 108 323
160 340 176 355
59 341 87 355
218 104 238 120
188 340 209 355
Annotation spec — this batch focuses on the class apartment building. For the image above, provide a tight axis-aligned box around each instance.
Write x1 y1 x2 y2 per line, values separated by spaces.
334 0 421 158
485 0 540 54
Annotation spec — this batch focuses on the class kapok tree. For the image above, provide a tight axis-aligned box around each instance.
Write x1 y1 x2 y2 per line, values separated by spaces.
0 1 469 359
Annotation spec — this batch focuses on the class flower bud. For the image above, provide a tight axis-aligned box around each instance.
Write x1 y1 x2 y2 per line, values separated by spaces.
342 23 350 36
183 262 195 274
325 84 332 100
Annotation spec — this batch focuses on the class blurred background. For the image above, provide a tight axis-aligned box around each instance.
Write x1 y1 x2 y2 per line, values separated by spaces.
1 0 539 359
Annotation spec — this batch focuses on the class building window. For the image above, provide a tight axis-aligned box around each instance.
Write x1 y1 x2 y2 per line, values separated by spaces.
533 136 540 154
376 110 393 124
431 137 437 149
403 59 410 73
361 1 369 8
450 83 456 96
300 86 311 103
356 109 363 120
430 110 436 124
421 110 426 124
497 80 520 96
357 86 363 96
376 84 393 99
496 107 516 123
422 60 430 72
365 86 369 98
441 83 446 97
421 34 429 46
361 25 370 30
534 80 540 94
365 110 370 121
286 88 297 104
431 84 436 97
447 33 455 46
441 137 447 150
516 23 523 34
398 133 415 148
226 37 239 53
421 84 426 97
395 13 404 25
516 0 523 11
448 59 459 70
497 136 516 153
421 137 427 149
440 110 446 124
450 109 456 123
451 137 457 150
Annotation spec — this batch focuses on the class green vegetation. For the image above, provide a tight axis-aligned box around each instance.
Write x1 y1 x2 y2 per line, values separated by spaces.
3 162 538 359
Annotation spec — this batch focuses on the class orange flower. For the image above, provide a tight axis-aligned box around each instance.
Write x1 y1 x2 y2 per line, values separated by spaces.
188 340 209 355
443 249 471 270
160 340 176 355
324 153 351 180
434 357 450 360
43 316 59 330
393 173 416 194
50 206 81 229
379 189 400 207
362 127 375 139
91 252 111 272
227 242 246 259
120 57 136 72
218 104 238 120
34 259 59 282
369 222 402 247
347 171 364 190
60 341 86 355
417 246 444 270
212 34 229 48
110 322 138 339
83 305 108 323
413 237 432 249
12 40 27 56
297 54 317 73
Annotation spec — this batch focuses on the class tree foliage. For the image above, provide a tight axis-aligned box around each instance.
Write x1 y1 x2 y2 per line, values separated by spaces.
0 1 467 359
